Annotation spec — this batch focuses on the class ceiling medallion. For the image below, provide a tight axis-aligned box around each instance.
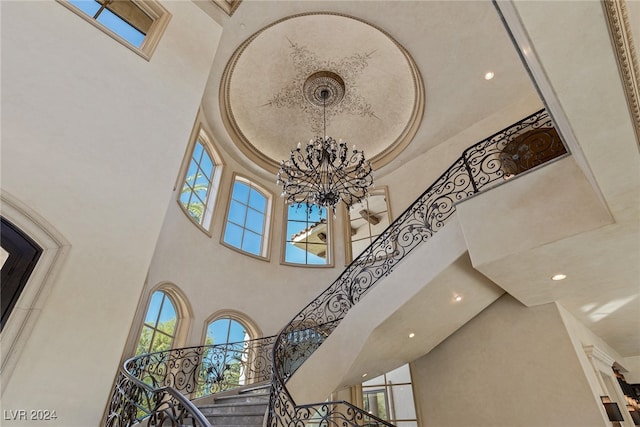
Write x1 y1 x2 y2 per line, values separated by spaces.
303 71 345 108
266 40 376 135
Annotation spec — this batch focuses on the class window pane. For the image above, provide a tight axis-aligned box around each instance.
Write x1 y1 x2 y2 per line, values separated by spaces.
227 320 247 343
232 182 250 204
245 209 264 234
286 204 328 264
193 142 204 163
136 325 154 355
389 385 417 419
207 319 230 345
242 231 262 255
285 244 310 264
68 0 101 16
195 171 211 191
96 8 145 47
185 162 198 185
200 152 214 180
144 291 164 325
150 331 173 353
157 297 176 334
386 364 411 383
224 223 244 248
228 200 247 226
248 189 266 211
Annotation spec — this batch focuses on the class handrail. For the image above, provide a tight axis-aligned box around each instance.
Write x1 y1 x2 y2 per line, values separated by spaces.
267 109 566 427
104 109 566 427
105 335 276 426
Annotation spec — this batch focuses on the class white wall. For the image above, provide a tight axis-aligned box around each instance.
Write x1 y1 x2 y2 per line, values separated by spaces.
411 295 608 427
0 1 221 425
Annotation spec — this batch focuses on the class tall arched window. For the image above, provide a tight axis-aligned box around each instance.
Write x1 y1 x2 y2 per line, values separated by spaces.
135 290 178 355
205 317 251 345
198 316 255 396
222 176 271 258
178 125 223 233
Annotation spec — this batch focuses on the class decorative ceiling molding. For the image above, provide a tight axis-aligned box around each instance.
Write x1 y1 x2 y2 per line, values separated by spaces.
266 42 377 135
219 12 424 174
210 0 241 17
602 0 640 147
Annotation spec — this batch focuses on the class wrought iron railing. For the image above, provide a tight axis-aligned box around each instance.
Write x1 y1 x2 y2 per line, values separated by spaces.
105 109 566 427
105 335 276 426
267 109 566 427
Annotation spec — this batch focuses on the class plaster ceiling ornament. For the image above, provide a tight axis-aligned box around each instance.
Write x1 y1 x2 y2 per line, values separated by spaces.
265 42 377 135
220 13 424 173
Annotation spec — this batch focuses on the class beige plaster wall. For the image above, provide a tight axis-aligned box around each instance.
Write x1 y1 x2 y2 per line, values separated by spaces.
412 295 608 427
140 117 351 348
0 1 221 425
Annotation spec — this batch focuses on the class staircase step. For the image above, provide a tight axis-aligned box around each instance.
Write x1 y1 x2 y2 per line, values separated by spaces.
198 402 268 416
213 394 269 404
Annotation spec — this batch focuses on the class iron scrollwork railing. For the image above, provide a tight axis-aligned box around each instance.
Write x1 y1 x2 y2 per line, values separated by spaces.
268 109 567 427
105 335 276 426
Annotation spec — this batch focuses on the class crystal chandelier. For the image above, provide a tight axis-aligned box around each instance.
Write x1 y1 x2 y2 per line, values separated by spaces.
277 88 373 213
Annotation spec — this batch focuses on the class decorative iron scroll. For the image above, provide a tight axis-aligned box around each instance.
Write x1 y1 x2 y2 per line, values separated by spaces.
268 109 565 427
105 109 565 427
105 335 276 426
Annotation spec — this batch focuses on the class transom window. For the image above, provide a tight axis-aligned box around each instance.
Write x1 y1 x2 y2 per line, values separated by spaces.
58 0 171 59
347 188 391 263
223 178 270 257
135 290 177 355
284 204 329 265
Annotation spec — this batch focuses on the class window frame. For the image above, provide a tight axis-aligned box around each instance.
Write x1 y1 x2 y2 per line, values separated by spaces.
281 202 334 268
176 121 224 236
129 283 192 358
358 363 420 427
344 187 393 265
135 289 179 355
57 0 171 61
220 174 273 260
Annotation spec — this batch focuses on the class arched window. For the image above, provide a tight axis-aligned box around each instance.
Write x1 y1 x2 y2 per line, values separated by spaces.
284 203 330 265
222 176 271 258
198 316 256 396
178 127 222 232
135 290 178 355
205 317 251 345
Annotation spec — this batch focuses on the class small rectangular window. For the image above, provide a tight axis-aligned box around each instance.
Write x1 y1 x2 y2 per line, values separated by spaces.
58 0 171 60
284 204 330 265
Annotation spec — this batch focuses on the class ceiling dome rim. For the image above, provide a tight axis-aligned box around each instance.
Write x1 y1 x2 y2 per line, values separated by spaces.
219 11 425 174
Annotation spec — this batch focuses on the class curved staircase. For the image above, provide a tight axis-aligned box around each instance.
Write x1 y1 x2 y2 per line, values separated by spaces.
104 109 565 427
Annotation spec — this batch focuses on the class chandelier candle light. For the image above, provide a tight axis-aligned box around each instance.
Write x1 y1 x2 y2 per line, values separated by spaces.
277 80 374 214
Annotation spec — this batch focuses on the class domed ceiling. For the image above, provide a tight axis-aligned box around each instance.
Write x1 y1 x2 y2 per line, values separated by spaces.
220 13 423 173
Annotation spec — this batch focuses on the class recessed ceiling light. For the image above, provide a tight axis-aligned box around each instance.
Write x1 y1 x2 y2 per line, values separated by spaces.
408 332 415 338
484 71 495 80
552 274 567 281
454 295 463 302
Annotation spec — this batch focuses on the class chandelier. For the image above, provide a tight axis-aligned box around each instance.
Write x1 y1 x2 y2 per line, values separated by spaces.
277 81 374 213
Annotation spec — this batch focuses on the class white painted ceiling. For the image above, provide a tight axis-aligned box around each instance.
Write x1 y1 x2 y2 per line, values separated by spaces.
198 0 639 363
